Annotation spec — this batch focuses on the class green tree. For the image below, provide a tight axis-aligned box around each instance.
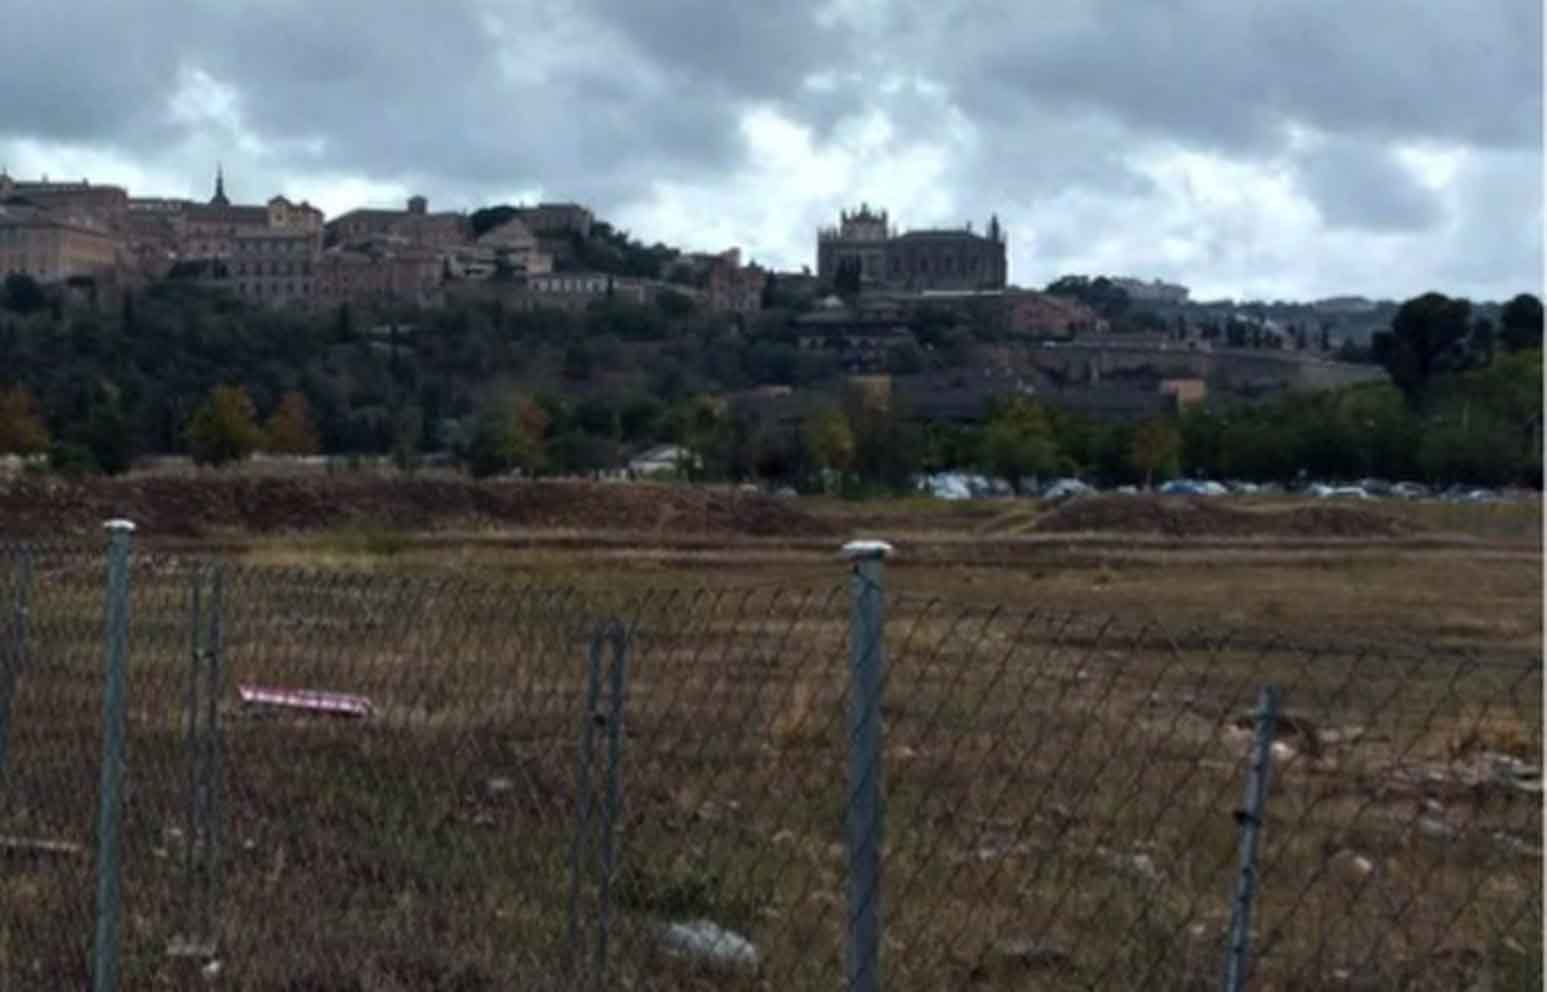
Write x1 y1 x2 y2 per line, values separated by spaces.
465 392 548 479
0 386 49 454
979 397 1061 494
262 390 322 454
1130 417 1182 488
619 394 666 443
1371 293 1473 409
563 341 594 381
1470 317 1496 367
186 384 265 467
1 274 46 315
801 404 855 490
656 289 697 318
1499 293 1543 353
77 388 134 475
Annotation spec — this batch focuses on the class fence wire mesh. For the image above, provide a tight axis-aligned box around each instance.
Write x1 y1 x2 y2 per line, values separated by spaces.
0 541 1538 991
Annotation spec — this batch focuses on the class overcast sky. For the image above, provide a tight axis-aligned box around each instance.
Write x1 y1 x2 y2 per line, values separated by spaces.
1 0 1540 302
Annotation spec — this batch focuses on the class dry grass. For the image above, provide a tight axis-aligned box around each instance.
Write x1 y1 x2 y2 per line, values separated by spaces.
0 496 1540 989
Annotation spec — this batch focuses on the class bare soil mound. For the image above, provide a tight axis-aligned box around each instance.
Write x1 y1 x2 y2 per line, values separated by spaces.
0 476 835 540
1032 495 1419 539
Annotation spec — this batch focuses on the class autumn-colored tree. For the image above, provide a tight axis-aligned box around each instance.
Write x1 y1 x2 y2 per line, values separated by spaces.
0 386 50 455
263 390 322 455
1130 416 1183 488
186 385 264 467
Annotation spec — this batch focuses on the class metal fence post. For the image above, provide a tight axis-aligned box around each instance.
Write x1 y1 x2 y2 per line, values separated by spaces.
567 618 628 988
842 540 892 992
1222 684 1280 992
94 519 136 992
0 547 32 789
206 564 225 954
174 563 224 962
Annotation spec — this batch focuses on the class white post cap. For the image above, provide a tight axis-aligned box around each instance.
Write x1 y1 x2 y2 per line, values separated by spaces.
840 540 894 561
103 519 137 533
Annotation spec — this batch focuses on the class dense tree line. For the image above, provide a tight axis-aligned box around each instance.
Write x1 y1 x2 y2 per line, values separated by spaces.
0 274 1539 492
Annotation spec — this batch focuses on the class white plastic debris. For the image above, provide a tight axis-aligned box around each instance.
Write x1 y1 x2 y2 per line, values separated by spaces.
658 919 760 971
238 684 373 718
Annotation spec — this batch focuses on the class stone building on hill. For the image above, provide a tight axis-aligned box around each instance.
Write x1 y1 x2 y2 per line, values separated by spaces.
0 199 119 283
817 203 1008 292
325 194 467 252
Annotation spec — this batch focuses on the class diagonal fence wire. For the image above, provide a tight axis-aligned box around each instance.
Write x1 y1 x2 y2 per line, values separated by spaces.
0 541 1537 991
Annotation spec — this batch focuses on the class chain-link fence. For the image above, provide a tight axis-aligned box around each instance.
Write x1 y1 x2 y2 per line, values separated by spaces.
0 532 1539 990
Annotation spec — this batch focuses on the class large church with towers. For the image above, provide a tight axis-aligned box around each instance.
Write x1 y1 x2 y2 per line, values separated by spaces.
816 203 1008 293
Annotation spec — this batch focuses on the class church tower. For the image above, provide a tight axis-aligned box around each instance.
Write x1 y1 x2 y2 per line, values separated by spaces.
210 164 230 207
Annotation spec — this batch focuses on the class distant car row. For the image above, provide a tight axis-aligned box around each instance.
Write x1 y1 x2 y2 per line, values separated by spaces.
916 472 1535 505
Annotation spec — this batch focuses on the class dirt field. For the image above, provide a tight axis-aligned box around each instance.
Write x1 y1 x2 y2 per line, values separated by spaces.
0 478 1539 989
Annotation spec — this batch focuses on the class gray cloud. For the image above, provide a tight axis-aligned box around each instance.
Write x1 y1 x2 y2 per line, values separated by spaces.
880 0 1542 154
0 0 1540 299
1292 139 1445 232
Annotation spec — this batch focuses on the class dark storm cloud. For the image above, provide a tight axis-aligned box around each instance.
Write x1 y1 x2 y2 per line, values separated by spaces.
1292 139 1445 232
0 0 818 205
883 0 1542 154
0 0 1539 296
0 4 191 142
586 0 853 100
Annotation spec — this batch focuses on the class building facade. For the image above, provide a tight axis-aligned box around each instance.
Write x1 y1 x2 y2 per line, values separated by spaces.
0 201 119 283
468 216 553 276
0 173 129 234
511 203 592 239
705 248 767 314
1112 277 1190 305
817 204 1008 292
314 246 441 310
325 196 467 252
522 272 707 313
228 228 318 308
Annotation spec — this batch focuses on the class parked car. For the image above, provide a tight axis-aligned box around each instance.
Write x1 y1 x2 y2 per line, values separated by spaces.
1310 484 1373 500
1042 478 1093 503
1161 479 1228 496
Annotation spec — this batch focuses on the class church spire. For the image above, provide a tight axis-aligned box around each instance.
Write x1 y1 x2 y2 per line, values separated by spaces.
211 163 229 206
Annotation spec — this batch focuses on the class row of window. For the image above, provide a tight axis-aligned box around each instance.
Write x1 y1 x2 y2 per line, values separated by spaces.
833 251 997 278
891 253 987 276
532 278 609 293
237 281 312 298
236 238 310 255
236 261 312 276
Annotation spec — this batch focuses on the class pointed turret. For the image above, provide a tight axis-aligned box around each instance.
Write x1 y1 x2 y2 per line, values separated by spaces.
210 164 229 207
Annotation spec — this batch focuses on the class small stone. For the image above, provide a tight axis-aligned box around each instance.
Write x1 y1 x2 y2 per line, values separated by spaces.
1492 832 1543 857
1271 741 1298 762
1127 853 1161 881
1417 816 1456 840
201 959 222 980
984 938 1072 972
485 777 514 796
658 920 759 972
1332 850 1375 880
